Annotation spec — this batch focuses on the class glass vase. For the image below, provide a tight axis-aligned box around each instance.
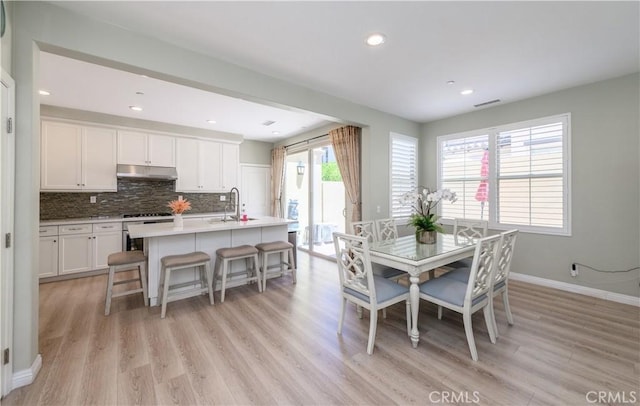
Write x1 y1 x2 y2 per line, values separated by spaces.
416 230 437 244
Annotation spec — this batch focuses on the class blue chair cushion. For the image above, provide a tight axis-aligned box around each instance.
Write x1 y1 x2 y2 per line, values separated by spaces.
442 267 471 282
419 277 486 307
443 268 508 294
344 275 409 304
448 257 473 269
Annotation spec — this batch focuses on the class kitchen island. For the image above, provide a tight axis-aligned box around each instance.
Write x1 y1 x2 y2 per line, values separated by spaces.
127 216 294 306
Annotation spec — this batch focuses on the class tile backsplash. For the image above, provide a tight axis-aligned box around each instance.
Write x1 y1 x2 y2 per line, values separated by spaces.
40 179 233 220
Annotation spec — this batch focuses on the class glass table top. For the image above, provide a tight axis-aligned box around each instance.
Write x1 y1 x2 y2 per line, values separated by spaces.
369 234 473 262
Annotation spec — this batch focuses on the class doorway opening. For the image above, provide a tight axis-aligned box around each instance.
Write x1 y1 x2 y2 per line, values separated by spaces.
284 142 345 259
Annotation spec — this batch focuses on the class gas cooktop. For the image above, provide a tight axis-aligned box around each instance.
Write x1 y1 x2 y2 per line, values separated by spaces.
123 212 173 218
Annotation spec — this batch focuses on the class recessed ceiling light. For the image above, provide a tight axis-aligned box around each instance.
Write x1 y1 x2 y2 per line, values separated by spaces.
39 90 51 96
446 80 455 85
129 105 143 112
461 89 474 95
272 131 280 135
366 33 386 46
206 119 217 124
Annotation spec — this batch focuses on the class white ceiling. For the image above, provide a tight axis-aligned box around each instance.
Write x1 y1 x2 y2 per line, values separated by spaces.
43 1 639 142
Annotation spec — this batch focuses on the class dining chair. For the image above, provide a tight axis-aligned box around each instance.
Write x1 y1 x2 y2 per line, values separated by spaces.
375 218 398 241
351 220 405 281
333 232 411 355
448 218 489 269
444 230 519 337
418 234 501 361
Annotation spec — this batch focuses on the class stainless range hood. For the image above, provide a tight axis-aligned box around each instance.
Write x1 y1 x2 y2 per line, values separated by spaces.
116 164 178 181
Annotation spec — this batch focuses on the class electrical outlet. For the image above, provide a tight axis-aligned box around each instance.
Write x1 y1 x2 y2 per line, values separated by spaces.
90 196 96 204
376 205 381 213
178 195 183 200
570 263 578 277
220 195 226 201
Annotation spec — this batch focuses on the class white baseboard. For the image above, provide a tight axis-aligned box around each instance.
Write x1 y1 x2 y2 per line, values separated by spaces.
509 272 640 307
11 354 41 390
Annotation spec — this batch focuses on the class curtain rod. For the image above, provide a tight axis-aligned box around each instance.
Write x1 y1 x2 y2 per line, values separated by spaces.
284 133 328 149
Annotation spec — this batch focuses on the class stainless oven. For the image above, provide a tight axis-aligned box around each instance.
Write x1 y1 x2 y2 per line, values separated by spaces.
122 213 173 251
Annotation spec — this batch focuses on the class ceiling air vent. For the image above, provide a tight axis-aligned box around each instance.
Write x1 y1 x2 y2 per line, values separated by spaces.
474 99 501 108
262 120 276 126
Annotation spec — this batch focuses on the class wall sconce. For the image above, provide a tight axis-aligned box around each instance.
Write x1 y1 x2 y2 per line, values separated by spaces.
296 161 305 176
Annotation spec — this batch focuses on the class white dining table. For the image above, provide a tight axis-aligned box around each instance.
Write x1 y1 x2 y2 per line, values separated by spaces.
368 234 475 348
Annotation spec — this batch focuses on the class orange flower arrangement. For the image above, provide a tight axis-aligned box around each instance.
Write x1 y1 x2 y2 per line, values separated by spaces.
168 197 192 214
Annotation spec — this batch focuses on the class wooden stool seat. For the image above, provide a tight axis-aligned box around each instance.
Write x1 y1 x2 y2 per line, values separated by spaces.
105 251 148 316
213 245 261 303
256 241 296 290
159 251 214 318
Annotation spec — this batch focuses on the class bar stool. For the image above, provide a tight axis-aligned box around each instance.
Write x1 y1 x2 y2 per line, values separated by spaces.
213 245 261 303
105 250 148 316
159 251 214 318
256 241 296 291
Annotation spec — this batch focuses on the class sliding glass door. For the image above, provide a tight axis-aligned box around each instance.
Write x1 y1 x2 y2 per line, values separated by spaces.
284 142 345 258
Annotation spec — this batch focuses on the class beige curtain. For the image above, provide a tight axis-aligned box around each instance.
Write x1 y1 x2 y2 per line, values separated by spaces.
271 146 286 218
329 126 361 223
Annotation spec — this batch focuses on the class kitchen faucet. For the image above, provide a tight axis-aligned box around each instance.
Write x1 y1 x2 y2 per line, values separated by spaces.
227 187 240 222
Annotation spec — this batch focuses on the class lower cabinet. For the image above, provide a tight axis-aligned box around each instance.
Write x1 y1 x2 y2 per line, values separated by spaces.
39 225 60 278
40 222 123 278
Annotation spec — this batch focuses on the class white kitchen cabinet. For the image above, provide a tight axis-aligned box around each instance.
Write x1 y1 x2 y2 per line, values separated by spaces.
175 138 239 193
92 223 123 269
57 222 122 276
221 143 239 190
40 120 117 192
39 226 59 278
117 130 175 167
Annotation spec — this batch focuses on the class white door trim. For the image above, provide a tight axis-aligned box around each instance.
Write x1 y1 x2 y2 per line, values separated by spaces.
0 68 15 397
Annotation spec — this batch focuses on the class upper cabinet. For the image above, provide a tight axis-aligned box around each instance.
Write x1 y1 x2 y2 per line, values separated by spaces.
117 130 175 167
41 120 117 191
175 138 239 193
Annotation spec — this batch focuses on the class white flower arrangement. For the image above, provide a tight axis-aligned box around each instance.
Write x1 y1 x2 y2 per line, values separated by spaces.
400 187 458 233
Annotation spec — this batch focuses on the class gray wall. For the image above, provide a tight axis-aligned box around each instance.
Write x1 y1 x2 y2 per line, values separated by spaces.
11 1 418 372
422 73 640 297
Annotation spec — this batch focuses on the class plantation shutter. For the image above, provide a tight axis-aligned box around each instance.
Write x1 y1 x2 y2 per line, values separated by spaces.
390 134 418 218
439 134 489 220
496 118 566 230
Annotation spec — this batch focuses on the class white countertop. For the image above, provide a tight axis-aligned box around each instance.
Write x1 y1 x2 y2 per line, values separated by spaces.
127 216 294 238
40 212 227 226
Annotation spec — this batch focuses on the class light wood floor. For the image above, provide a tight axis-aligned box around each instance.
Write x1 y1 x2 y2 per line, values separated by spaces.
4 252 639 405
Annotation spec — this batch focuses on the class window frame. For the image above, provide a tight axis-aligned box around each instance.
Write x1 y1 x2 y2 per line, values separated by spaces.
389 132 419 222
437 113 572 236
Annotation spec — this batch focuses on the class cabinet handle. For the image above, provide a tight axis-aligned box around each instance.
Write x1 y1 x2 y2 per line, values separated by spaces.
68 227 83 231
88 237 92 240
53 240 56 243
93 236 96 239
101 226 114 229
77 184 80 186
82 184 85 186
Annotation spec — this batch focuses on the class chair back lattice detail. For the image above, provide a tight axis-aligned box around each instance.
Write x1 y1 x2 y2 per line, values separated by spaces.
467 235 502 301
376 218 398 241
494 229 518 285
351 221 378 243
454 219 489 245
334 233 374 300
